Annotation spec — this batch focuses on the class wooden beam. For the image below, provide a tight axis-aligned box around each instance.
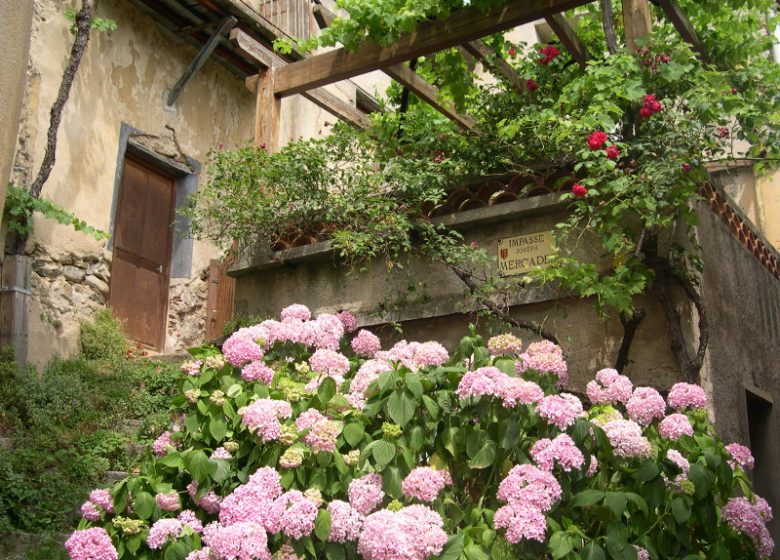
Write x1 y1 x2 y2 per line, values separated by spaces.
255 68 281 152
544 13 589 67
273 0 593 97
383 63 476 130
656 0 707 62
232 29 370 129
312 4 336 28
356 88 382 113
461 40 524 93
622 0 652 51
167 16 237 105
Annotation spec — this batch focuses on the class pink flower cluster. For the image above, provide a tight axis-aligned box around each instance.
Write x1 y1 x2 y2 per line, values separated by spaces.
178 510 204 533
241 361 275 384
351 329 382 358
295 409 340 453
181 360 203 376
495 464 562 543
156 491 182 512
65 528 118 560
516 341 568 386
305 349 350 391
536 393 583 430
531 434 585 472
667 382 707 410
337 310 358 333
202 521 271 560
376 340 449 372
188 481 222 514
401 468 453 502
327 500 364 543
486 334 523 356
239 399 293 442
666 449 690 477
725 442 755 471
219 467 282 526
281 304 311 322
222 335 264 368
586 368 633 405
602 419 652 459
658 413 693 440
152 431 178 457
625 387 666 426
348 359 392 407
456 366 543 409
357 505 447 560
80 489 114 521
349 473 385 515
722 496 774 558
147 518 183 549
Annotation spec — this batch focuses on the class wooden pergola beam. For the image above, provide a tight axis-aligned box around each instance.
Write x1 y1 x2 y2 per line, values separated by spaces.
273 0 593 97
231 29 370 129
461 40 525 93
656 0 707 62
312 3 476 130
622 0 652 50
544 13 589 66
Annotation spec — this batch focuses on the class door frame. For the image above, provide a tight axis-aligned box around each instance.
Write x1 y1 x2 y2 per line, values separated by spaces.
108 123 201 350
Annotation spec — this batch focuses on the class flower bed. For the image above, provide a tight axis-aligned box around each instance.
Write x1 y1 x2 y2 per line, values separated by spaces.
66 305 772 560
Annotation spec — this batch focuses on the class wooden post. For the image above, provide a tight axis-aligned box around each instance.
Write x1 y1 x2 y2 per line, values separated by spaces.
622 0 653 51
255 67 281 152
0 255 30 365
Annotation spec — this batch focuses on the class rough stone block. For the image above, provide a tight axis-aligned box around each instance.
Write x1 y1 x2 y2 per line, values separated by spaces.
63 265 86 282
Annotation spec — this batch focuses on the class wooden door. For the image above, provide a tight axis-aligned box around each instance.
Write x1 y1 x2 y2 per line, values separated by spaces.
109 156 176 351
206 258 236 340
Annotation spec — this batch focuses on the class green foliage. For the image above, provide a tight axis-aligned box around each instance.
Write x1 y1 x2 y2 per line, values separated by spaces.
222 313 269 337
65 6 117 34
80 309 130 361
190 1 780 317
3 184 108 242
0 319 179 534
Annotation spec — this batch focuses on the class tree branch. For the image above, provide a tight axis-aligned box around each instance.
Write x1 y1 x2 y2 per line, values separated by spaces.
600 0 620 54
614 308 645 372
447 263 559 344
29 0 93 200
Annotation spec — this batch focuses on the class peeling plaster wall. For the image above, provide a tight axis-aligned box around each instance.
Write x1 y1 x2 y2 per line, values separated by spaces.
13 0 366 364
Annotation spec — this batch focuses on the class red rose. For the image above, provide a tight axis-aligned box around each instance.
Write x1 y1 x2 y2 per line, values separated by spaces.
526 79 538 92
571 183 588 198
605 145 620 160
681 163 692 172
508 45 517 58
433 150 445 163
717 127 730 139
587 131 608 150
539 45 560 65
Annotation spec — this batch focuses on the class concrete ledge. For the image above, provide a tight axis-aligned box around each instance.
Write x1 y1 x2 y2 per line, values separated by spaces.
229 192 566 277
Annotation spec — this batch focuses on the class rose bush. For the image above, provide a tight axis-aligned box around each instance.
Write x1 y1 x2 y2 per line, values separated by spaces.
66 304 772 560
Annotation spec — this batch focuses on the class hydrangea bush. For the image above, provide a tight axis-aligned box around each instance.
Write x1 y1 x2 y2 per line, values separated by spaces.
67 305 772 560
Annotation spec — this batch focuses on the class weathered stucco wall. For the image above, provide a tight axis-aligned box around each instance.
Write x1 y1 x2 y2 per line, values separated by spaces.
694 198 780 540
12 0 369 364
231 194 682 393
0 0 35 227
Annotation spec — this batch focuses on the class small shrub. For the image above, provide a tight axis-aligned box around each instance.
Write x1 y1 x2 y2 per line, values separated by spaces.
221 312 268 337
80 309 128 361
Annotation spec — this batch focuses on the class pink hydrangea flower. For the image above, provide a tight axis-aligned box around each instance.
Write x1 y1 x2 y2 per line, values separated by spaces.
181 360 203 376
349 359 392 400
723 497 774 558
377 341 448 372
328 500 364 543
80 501 101 521
626 387 666 426
530 434 585 472
634 546 649 560
156 491 181 512
351 330 382 358
65 528 118 560
658 413 694 440
273 490 319 539
666 449 690 476
280 304 311 322
312 313 345 350
500 378 544 408
212 447 232 460
497 464 562 512
349 473 385 515
493 503 547 543
401 468 453 502
456 366 542 408
536 393 583 431
487 334 523 356
667 382 707 410
586 368 633 405
186 548 213 560
304 419 340 453
222 334 264 367
516 341 568 386
152 431 179 456
358 506 447 560
602 419 652 459
178 510 203 533
242 361 275 384
726 442 755 471
202 521 271 560
147 518 183 549
218 467 282 526
309 349 350 378
337 310 358 333
188 481 222 515
586 455 599 477
239 399 292 442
